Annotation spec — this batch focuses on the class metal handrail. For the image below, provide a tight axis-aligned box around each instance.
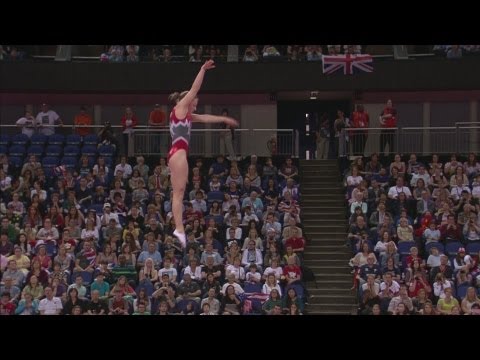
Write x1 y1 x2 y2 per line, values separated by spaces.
346 127 399 131
402 127 455 130
1 123 477 157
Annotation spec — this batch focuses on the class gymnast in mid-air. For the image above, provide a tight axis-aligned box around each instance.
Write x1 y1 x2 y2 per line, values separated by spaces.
167 59 239 248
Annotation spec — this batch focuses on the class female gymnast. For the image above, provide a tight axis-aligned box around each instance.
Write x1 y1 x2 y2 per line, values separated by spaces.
168 59 238 248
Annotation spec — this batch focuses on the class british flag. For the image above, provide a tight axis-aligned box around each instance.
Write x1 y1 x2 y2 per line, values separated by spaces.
322 54 373 75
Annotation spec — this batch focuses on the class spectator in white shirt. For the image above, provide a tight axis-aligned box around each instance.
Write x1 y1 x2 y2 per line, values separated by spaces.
36 103 63 136
38 287 63 315
388 177 412 200
114 156 133 179
16 110 38 138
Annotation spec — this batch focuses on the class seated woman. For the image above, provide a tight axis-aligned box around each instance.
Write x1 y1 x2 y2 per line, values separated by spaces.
15 293 39 315
225 257 245 283
63 287 86 315
346 166 363 199
110 275 136 302
449 165 469 188
374 231 391 255
379 241 399 268
263 253 282 279
21 275 44 301
220 285 242 315
461 286 480 315
412 288 430 314
133 287 151 313
282 287 304 314
282 245 301 267
389 154 406 177
357 288 380 315
138 258 159 286
26 259 49 288
436 287 459 315
262 273 282 297
349 242 375 269
404 247 425 279
262 288 282 315
396 217 414 243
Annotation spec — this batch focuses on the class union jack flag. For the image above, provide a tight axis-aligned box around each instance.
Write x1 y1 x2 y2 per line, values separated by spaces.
322 54 373 75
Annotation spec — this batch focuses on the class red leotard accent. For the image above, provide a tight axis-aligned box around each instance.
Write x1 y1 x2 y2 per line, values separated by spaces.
167 108 192 163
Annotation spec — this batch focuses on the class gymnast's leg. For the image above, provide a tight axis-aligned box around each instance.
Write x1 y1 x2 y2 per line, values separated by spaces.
168 149 188 248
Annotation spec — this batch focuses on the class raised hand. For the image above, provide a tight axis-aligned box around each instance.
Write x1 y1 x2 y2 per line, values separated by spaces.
202 59 216 71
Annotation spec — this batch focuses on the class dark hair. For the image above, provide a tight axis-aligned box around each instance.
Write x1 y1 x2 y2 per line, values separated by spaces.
221 108 229 115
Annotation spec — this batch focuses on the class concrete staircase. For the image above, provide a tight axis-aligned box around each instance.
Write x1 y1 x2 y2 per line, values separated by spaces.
299 159 356 315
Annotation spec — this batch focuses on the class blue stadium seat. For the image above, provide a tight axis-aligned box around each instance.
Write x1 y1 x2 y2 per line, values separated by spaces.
72 271 93 286
213 215 224 225
61 156 78 170
176 299 199 314
83 134 99 145
8 145 26 157
136 281 155 297
66 134 82 146
27 145 44 157
98 144 115 157
86 156 96 168
0 145 7 156
45 145 62 157
456 284 469 301
445 242 463 256
466 242 480 255
207 191 224 204
425 242 445 255
63 145 80 157
30 133 48 145
103 157 113 168
81 145 97 157
397 241 416 256
89 204 104 215
0 134 9 146
243 283 263 293
285 283 304 300
42 156 59 168
205 215 224 226
118 214 126 227
47 134 64 145
11 133 29 145
9 156 23 169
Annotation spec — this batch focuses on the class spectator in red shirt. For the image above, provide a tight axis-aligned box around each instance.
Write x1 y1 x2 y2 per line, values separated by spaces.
149 104 168 155
351 104 369 156
285 228 305 260
283 255 302 286
379 99 397 156
0 291 16 315
74 106 93 137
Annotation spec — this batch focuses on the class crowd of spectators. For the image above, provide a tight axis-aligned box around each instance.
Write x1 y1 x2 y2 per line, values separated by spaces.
0 120 314 314
4 45 480 63
433 45 480 59
344 150 480 315
0 45 27 61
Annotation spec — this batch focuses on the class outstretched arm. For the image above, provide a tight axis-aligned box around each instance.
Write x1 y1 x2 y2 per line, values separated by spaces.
191 114 238 127
176 60 216 118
